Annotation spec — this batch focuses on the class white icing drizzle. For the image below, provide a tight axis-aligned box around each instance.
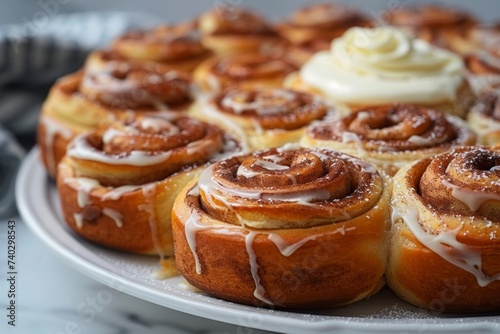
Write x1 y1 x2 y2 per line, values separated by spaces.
442 178 500 212
260 154 283 164
407 135 435 145
199 97 250 151
309 150 331 162
184 200 357 305
187 185 200 197
338 152 379 175
286 174 298 185
102 208 123 228
251 118 264 135
139 117 179 134
393 193 500 287
64 177 101 208
65 177 125 228
41 117 73 174
199 164 331 205
276 143 301 153
236 164 260 179
245 231 274 305
267 225 355 257
184 209 211 274
84 62 135 92
255 159 290 171
236 159 290 178
206 73 221 92
138 184 164 258
68 134 172 166
221 89 296 115
356 111 371 120
73 213 84 229
341 131 367 157
102 128 124 145
186 140 209 155
101 185 143 200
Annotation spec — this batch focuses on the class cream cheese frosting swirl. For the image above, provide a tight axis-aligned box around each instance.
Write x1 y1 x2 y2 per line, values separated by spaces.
300 27 464 105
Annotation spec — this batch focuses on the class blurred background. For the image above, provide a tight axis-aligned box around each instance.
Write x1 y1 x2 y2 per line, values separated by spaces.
1 0 500 24
0 0 498 149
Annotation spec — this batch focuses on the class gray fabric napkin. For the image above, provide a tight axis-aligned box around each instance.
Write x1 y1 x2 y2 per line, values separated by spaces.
0 124 24 218
0 11 161 217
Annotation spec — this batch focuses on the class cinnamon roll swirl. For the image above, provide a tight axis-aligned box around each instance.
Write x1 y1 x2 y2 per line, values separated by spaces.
465 48 500 96
194 53 297 93
301 104 476 176
468 93 500 145
451 23 500 55
172 146 391 308
57 112 241 256
277 3 368 45
384 4 476 49
194 87 330 150
37 53 195 178
388 146 500 312
198 7 282 56
111 21 212 72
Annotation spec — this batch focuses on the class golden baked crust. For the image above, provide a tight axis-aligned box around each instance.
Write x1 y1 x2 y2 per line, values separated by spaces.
464 48 500 96
37 71 114 178
192 87 331 150
277 3 368 45
111 21 213 72
193 53 297 93
384 5 476 49
198 7 282 56
57 112 242 255
37 54 195 178
301 104 476 176
387 146 500 312
468 93 500 145
172 146 391 308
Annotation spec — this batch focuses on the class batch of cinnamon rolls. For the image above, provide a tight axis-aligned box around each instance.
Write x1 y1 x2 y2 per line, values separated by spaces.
36 2 500 313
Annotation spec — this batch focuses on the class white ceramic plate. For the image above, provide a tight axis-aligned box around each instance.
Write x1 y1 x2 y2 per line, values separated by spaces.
16 148 500 334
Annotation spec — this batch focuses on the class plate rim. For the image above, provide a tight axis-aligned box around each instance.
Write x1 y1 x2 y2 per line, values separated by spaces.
15 147 500 333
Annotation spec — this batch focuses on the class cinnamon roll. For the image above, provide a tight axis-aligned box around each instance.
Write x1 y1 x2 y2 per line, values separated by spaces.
284 39 331 67
37 53 195 178
198 7 282 56
111 20 212 72
288 26 474 118
172 146 391 308
388 146 500 313
277 3 368 45
194 53 297 93
383 4 476 49
468 93 500 145
451 23 500 55
301 104 476 176
194 87 331 150
57 112 241 256
464 48 500 96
